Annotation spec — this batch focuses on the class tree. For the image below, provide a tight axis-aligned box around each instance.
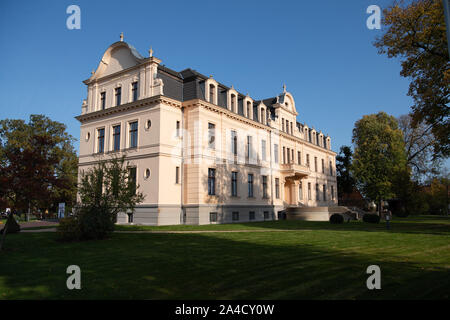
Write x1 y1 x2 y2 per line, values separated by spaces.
59 156 145 241
374 0 449 158
0 115 77 217
336 145 356 199
398 114 442 181
351 112 409 214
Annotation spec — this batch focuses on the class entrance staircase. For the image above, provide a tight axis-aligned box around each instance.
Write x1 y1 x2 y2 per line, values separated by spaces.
285 206 359 222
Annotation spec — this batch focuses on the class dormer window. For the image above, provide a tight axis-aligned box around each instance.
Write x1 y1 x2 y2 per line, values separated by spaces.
132 82 138 102
115 87 122 106
100 92 106 110
246 101 251 118
209 84 215 104
231 94 236 112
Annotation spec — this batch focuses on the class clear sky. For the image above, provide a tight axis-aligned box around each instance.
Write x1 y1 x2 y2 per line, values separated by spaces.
0 0 416 155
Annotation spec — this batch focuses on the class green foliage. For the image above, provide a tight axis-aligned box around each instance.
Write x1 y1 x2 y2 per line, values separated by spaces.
0 115 77 212
58 156 145 241
374 0 449 158
336 145 356 198
363 214 381 224
351 112 409 205
56 217 81 242
329 214 344 224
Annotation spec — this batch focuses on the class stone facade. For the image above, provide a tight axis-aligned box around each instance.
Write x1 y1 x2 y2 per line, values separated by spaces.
76 37 337 225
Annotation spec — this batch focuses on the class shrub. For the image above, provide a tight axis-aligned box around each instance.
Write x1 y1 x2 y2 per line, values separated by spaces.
0 214 21 235
57 217 81 241
363 214 380 223
330 214 344 224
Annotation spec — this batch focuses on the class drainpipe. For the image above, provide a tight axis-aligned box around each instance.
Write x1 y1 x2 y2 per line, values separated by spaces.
180 106 185 224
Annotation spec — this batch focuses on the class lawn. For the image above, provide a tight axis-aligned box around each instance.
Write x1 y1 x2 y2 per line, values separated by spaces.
0 215 449 299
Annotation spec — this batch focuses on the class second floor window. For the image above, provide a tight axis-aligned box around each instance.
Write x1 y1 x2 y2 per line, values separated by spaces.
208 168 216 195
100 92 106 110
247 136 253 160
231 171 237 196
129 121 138 148
113 125 121 151
208 123 215 149
314 157 318 172
298 151 301 165
322 159 325 173
231 130 237 156
261 140 266 161
306 154 310 168
115 87 121 106
132 82 138 102
248 174 254 197
330 161 333 176
274 144 279 163
97 128 105 153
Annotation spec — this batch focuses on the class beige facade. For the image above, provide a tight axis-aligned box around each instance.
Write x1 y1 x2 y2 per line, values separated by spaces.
76 37 337 225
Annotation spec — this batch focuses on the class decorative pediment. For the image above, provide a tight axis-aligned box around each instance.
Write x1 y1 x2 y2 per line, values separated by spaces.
84 41 145 83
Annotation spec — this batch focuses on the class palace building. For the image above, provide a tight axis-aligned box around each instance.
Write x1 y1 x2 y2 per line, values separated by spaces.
76 35 338 225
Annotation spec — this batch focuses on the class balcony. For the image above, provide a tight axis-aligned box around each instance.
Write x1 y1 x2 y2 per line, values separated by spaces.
279 163 310 178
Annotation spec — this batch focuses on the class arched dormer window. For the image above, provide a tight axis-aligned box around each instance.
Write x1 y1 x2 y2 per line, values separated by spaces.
227 87 238 112
260 107 265 124
205 78 218 105
243 96 253 119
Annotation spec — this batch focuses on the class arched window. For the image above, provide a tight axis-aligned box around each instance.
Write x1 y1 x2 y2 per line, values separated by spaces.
209 84 215 104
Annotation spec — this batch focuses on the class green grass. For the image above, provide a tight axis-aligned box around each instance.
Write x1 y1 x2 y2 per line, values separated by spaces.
0 215 449 300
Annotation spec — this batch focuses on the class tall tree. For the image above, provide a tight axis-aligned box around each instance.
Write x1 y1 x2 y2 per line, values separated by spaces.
336 145 356 199
398 114 442 181
0 115 78 216
374 0 449 158
351 112 409 214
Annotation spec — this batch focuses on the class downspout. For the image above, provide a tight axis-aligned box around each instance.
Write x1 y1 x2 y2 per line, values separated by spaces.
181 106 185 224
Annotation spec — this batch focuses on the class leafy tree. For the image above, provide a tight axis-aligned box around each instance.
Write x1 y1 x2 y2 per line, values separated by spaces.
59 156 145 241
374 0 449 158
351 112 409 214
0 115 77 217
336 145 357 199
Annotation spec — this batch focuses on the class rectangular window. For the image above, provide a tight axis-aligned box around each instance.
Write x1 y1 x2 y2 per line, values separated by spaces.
209 85 215 104
308 182 311 200
100 92 106 110
330 161 333 176
299 181 303 200
113 125 121 151
128 167 137 195
287 148 290 163
208 168 216 195
261 140 266 161
264 211 269 220
132 82 138 102
306 154 310 168
97 128 105 153
274 144 279 163
262 175 268 198
249 211 255 220
208 123 215 149
275 178 280 199
247 136 253 160
322 159 325 173
115 87 121 106
175 166 180 184
283 147 286 164
282 118 285 132
323 184 327 201
298 151 301 165
290 122 293 135
231 130 237 156
231 171 238 197
316 183 320 201
232 211 239 221
291 149 294 163
331 185 335 200
248 173 254 197
286 120 289 133
176 121 180 137
210 212 217 222
129 121 138 148
314 157 318 172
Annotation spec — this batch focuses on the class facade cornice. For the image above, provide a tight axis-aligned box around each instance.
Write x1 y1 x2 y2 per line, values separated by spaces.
75 95 182 123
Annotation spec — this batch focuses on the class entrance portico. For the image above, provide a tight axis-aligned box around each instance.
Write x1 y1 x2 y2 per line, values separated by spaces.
280 163 309 207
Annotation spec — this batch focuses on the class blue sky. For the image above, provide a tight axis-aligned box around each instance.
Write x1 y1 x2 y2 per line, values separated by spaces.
0 0 415 155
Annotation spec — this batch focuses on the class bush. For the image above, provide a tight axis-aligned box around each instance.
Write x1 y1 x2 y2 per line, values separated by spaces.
330 214 344 224
57 217 81 241
0 214 21 234
363 214 380 223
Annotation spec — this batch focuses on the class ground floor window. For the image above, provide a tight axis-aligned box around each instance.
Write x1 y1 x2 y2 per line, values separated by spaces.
127 212 133 223
249 211 255 220
264 211 269 220
210 212 217 222
299 182 303 200
232 211 239 221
